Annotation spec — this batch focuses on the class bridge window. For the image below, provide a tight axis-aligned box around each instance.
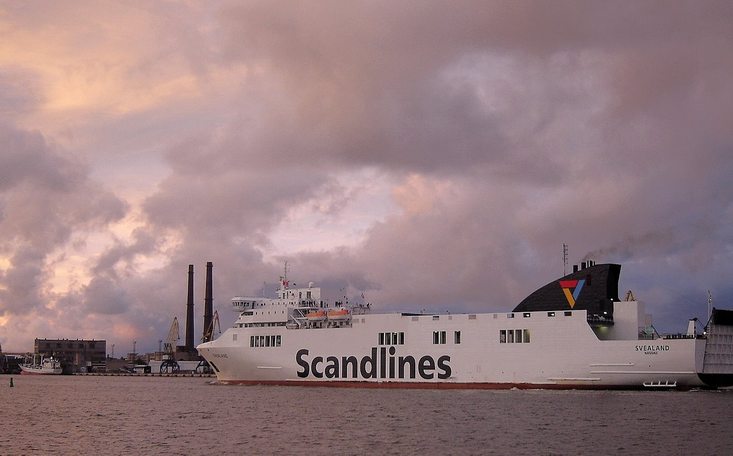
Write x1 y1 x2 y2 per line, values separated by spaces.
454 331 461 344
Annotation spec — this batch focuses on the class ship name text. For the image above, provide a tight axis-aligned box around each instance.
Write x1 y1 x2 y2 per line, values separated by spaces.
635 344 670 355
296 347 451 380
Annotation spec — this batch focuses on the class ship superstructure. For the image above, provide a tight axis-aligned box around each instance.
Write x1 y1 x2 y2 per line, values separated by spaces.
197 263 733 389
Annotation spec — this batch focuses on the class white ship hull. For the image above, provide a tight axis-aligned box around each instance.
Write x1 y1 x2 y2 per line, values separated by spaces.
199 310 710 388
197 263 733 389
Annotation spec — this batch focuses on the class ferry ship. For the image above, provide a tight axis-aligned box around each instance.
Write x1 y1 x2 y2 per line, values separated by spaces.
197 262 733 389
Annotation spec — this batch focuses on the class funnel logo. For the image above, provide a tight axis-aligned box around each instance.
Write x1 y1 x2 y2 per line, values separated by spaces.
559 279 585 308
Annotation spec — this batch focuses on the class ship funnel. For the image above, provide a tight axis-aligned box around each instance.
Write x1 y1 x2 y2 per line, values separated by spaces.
185 264 195 352
203 262 213 343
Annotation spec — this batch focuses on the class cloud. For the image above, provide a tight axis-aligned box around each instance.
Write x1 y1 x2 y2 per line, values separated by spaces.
1 1 732 352
0 123 127 320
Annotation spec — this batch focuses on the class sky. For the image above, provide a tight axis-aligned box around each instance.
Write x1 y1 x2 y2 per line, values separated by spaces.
1 0 732 354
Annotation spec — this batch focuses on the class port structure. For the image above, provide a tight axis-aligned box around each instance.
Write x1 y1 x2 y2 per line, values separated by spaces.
160 317 181 374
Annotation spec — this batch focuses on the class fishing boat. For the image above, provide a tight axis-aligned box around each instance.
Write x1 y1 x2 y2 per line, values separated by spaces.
19 355 63 375
198 262 733 389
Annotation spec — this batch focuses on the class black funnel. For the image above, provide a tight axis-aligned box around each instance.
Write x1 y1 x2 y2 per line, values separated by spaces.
185 264 195 352
203 262 213 342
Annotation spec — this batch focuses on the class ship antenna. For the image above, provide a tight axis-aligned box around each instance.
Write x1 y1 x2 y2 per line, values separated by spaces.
708 290 713 321
562 243 568 275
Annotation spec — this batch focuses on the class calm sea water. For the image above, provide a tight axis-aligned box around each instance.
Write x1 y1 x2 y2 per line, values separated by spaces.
1 375 732 455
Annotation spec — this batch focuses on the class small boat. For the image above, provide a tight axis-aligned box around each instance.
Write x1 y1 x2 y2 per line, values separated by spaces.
327 308 350 321
306 309 327 321
306 310 327 321
19 355 62 375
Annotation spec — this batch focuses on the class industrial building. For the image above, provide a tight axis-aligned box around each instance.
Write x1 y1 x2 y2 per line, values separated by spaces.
34 338 106 373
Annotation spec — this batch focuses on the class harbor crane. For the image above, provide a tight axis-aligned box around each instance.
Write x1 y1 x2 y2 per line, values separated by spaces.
202 310 221 343
196 310 221 374
160 317 180 374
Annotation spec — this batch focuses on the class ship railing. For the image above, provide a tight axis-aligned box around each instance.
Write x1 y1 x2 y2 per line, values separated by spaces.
662 334 697 340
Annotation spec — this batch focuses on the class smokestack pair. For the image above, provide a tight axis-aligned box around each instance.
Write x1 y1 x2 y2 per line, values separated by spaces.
184 261 214 351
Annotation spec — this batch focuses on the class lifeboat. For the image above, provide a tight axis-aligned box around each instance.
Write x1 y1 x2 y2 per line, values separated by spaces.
306 309 327 321
327 308 350 321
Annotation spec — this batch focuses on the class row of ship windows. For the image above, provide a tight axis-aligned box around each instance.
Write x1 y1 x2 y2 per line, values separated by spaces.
507 311 571 318
237 322 287 328
500 329 531 343
378 332 405 345
248 335 282 348
413 312 572 321
432 331 461 345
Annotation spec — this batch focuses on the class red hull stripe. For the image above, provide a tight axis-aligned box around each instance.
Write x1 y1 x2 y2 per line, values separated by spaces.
215 380 671 391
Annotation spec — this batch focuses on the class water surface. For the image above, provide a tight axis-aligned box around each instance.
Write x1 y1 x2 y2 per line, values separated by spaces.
1 375 732 455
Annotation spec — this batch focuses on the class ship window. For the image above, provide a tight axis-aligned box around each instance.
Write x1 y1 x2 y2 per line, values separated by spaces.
500 330 506 343
233 333 238 342
515 329 523 343
385 332 392 345
469 314 477 320
276 335 281 347
523 329 530 343
392 332 398 344
564 311 572 316
507 313 514 319
433 315 439 320
454 331 461 344
254 337 259 347
547 312 555 317
508 330 514 343
250 336 255 347
379 333 385 345
433 331 439 344
399 332 405 345
523 313 531 318
440 331 446 344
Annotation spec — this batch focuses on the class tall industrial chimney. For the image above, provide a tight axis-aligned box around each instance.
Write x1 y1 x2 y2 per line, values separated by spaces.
203 261 213 342
185 264 195 352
